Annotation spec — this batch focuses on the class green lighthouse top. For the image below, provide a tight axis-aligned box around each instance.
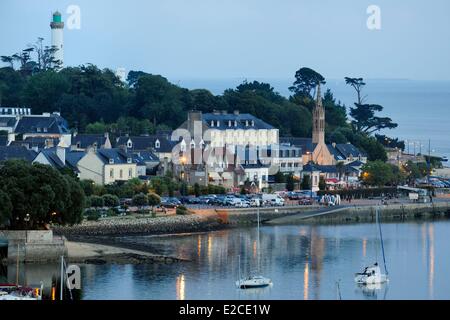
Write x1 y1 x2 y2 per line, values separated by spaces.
52 11 62 23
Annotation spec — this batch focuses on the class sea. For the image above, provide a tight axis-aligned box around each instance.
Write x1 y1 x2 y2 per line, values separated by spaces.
173 78 450 164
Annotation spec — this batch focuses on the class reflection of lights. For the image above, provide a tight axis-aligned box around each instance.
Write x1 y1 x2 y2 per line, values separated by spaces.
253 240 257 259
299 228 307 237
197 235 202 258
303 263 309 300
362 238 367 258
176 274 185 300
207 234 213 263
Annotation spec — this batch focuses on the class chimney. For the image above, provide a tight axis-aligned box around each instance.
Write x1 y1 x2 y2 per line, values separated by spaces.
233 110 240 116
332 142 337 148
56 146 66 165
7 133 15 144
187 111 202 136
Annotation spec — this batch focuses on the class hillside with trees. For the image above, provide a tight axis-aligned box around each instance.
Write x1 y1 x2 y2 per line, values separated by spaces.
0 39 401 162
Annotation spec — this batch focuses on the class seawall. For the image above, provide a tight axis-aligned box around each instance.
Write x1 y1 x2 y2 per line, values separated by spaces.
266 201 450 225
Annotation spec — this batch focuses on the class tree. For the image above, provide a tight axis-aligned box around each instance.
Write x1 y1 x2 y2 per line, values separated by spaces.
132 193 148 207
286 174 295 191
350 103 398 134
345 77 366 105
361 161 395 187
318 176 327 191
0 190 12 226
336 162 346 181
102 194 119 207
289 67 326 98
301 175 311 190
89 195 104 208
147 193 161 207
194 183 201 197
0 161 85 229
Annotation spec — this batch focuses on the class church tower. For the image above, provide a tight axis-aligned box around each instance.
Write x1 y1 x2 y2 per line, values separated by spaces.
312 84 325 145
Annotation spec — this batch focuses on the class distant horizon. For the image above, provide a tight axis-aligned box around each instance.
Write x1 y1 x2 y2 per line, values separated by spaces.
2 0 450 81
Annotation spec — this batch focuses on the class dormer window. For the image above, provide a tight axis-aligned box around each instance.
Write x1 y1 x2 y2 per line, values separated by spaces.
190 140 196 148
127 140 133 148
155 139 160 149
228 120 232 127
43 127 48 133
234 120 237 127
109 158 114 164
217 121 220 127
251 120 255 127
127 157 132 164
211 121 215 127
245 120 249 127
180 139 186 152
37 127 41 132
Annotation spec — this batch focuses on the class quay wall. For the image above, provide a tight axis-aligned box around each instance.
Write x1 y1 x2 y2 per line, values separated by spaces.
0 230 66 264
267 202 450 225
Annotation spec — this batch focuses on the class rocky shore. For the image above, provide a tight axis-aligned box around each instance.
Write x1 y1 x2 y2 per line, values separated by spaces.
54 214 227 237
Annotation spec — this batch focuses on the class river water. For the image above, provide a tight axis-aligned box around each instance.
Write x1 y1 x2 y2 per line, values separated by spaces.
2 219 448 300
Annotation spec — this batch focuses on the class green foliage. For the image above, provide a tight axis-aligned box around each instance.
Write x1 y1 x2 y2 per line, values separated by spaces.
176 205 189 215
0 190 12 226
147 193 161 207
301 175 311 190
289 67 326 98
0 160 85 229
194 183 201 197
318 176 327 191
80 180 95 196
286 174 295 191
274 171 286 183
361 161 405 187
88 195 104 208
85 209 100 221
102 194 119 207
132 193 148 207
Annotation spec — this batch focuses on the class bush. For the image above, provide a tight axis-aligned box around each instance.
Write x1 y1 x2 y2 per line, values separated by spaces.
102 194 120 207
148 192 161 207
106 208 118 217
132 193 149 206
88 195 104 208
85 209 101 221
176 205 189 215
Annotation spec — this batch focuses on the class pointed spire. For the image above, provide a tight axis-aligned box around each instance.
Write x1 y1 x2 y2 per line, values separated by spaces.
316 83 323 108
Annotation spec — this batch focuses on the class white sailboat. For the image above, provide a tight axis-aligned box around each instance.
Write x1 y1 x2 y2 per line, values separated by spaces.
236 209 272 289
355 207 389 285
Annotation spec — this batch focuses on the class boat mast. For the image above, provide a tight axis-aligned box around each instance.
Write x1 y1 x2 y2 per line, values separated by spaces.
60 255 64 300
257 208 260 274
376 207 389 275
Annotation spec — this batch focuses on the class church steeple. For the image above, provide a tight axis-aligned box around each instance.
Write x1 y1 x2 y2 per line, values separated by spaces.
312 83 325 145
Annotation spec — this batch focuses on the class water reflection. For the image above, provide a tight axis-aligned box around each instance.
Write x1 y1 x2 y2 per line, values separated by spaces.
3 219 450 300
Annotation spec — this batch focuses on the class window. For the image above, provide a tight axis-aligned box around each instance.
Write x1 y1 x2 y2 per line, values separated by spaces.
245 120 249 127
109 159 114 164
217 121 220 127
251 120 255 127
37 127 41 132
155 139 160 149
190 140 195 148
129 168 133 177
228 120 232 127
127 141 133 148
110 169 114 178
211 120 215 127
127 157 132 164
43 128 48 133
234 120 237 127
119 170 123 179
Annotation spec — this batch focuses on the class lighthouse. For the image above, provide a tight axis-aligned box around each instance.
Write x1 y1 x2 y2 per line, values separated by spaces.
50 11 64 69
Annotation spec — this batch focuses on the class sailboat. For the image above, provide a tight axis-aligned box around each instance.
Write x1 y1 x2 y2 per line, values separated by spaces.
236 209 272 289
355 207 389 285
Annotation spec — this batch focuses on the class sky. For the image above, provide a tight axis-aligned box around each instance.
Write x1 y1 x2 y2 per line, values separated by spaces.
1 0 450 81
